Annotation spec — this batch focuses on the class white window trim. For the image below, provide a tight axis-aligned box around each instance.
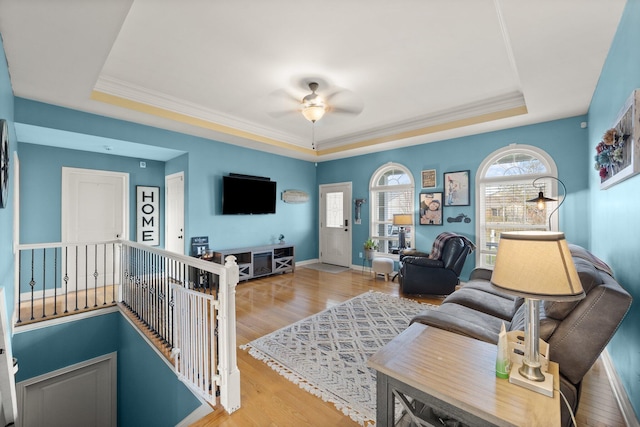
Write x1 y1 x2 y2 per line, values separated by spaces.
369 162 415 260
475 144 558 269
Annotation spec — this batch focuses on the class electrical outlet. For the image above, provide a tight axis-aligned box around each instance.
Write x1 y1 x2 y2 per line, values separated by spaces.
359 252 363 258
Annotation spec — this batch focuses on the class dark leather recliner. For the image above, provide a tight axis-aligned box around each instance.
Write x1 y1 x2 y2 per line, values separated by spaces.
399 236 472 295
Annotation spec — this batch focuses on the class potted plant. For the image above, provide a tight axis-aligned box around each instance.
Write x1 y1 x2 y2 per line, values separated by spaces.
363 239 378 261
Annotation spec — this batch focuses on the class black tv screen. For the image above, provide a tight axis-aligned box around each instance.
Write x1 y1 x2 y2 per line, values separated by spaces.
222 175 277 214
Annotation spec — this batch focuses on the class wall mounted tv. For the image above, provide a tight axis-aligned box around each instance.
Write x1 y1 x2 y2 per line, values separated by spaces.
222 174 277 215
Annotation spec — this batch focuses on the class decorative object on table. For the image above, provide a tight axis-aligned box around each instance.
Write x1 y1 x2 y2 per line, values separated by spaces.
419 192 443 225
0 119 9 209
190 236 209 257
491 231 584 397
363 238 378 260
446 213 471 223
527 176 566 230
278 234 285 244
444 170 470 206
281 189 309 204
421 169 436 188
595 89 640 190
240 291 436 426
393 213 412 249
354 198 366 224
136 185 160 246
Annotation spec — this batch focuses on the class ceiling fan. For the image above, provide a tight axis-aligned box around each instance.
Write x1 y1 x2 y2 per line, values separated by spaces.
268 80 364 124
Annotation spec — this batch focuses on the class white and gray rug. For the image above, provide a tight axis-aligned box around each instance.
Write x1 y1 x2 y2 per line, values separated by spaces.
240 291 436 426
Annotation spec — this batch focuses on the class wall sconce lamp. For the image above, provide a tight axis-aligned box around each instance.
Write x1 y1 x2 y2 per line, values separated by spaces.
354 199 366 225
527 176 566 230
491 231 584 396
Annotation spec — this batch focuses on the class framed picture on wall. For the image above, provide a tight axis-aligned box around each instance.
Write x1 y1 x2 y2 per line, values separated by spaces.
421 169 437 188
444 170 470 206
419 192 443 225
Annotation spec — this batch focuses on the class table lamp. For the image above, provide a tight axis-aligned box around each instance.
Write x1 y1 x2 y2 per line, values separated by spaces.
393 214 412 250
491 231 584 395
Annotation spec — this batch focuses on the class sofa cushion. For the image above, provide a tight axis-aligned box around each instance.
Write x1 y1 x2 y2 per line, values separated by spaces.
411 303 506 344
443 284 522 321
509 303 561 341
544 257 601 320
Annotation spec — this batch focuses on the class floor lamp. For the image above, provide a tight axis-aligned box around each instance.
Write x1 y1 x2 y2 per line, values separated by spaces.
527 176 566 230
491 231 584 396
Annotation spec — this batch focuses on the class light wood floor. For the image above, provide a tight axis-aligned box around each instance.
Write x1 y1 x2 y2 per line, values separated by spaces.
189 267 626 427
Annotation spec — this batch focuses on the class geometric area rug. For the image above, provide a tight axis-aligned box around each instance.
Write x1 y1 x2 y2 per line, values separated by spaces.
240 291 437 426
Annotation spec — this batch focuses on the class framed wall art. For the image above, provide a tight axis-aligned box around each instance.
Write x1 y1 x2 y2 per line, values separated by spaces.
444 170 470 206
136 185 160 246
421 169 436 188
419 192 443 225
596 89 640 190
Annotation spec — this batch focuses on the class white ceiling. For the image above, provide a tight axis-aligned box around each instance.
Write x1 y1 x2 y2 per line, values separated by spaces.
0 0 627 162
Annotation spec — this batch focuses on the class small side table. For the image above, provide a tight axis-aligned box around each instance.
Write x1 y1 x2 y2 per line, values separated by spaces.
368 323 560 427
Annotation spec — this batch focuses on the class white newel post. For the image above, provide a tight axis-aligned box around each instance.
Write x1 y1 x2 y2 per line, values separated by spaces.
219 255 241 413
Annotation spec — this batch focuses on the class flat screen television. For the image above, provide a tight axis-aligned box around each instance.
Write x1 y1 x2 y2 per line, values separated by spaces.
222 175 277 214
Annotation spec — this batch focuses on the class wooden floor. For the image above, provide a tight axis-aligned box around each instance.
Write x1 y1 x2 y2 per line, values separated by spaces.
189 267 627 427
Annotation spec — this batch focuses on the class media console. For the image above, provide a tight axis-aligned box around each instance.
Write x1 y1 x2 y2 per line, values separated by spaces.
211 244 295 281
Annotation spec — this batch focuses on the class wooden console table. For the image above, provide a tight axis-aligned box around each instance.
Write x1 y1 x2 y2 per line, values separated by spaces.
368 323 560 427
211 244 295 281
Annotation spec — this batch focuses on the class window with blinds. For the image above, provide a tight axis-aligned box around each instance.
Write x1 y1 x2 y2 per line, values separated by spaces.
370 164 414 256
477 147 558 268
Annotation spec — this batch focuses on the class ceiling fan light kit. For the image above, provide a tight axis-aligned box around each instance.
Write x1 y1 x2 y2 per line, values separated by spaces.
301 82 326 123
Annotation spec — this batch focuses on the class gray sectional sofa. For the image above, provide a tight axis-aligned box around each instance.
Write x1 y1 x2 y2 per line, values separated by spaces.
410 244 632 427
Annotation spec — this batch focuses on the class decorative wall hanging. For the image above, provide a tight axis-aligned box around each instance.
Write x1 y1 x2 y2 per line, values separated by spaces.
419 192 443 225
282 189 310 203
0 119 9 209
354 198 366 224
421 169 436 188
136 186 160 246
596 89 640 189
444 170 470 206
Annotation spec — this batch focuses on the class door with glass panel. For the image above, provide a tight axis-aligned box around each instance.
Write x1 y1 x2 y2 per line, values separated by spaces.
319 182 352 267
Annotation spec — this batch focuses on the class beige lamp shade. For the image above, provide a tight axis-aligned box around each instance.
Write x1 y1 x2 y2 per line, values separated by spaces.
393 214 413 226
491 231 584 301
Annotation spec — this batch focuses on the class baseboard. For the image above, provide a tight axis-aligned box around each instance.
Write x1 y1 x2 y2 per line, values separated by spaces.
601 349 640 427
175 402 214 427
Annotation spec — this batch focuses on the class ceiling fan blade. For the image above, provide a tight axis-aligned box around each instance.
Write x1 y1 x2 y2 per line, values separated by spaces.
325 88 364 116
266 88 301 118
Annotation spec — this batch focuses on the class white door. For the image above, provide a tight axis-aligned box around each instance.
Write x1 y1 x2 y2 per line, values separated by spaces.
61 168 128 290
17 354 117 427
319 182 352 267
165 172 185 254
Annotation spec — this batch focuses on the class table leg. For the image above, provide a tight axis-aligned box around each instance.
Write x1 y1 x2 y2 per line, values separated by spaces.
376 372 395 427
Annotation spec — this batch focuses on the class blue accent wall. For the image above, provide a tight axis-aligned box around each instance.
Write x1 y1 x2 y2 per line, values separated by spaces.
588 0 640 418
19 143 166 245
12 311 201 426
318 115 590 279
0 34 15 325
14 99 318 261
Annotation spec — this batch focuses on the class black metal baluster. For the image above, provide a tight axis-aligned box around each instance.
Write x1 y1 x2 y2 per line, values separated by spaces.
84 245 89 309
64 246 69 314
93 244 98 308
29 249 35 321
74 245 79 311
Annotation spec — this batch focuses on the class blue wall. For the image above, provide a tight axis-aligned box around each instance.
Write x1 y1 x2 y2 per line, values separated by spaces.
0 34 15 325
588 0 640 417
318 115 590 279
14 99 319 261
12 311 200 426
19 143 166 245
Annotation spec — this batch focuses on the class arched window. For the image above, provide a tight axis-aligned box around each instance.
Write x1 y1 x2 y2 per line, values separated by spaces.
475 145 558 268
370 163 414 257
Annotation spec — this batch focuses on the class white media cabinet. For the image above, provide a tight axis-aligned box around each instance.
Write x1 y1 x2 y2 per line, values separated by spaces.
211 244 295 281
